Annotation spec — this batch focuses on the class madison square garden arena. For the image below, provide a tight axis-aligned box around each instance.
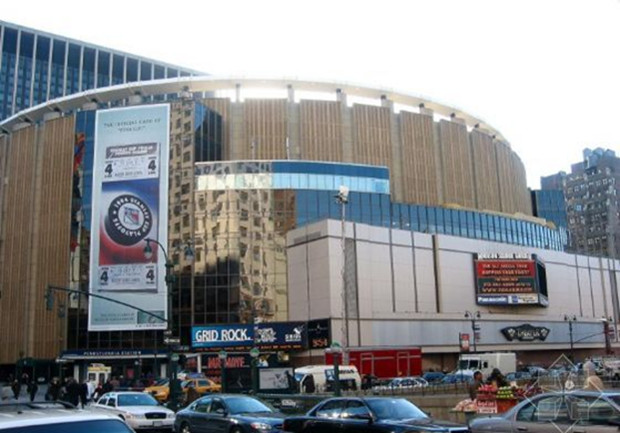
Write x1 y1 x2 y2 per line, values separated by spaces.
0 75 618 382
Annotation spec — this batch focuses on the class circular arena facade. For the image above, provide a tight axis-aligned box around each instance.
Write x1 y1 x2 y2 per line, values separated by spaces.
0 78 573 375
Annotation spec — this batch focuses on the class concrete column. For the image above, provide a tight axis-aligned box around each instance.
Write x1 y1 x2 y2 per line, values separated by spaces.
382 96 404 202
337 89 353 163
286 85 300 159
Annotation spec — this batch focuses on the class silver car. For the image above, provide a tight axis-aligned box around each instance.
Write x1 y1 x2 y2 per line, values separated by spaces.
92 391 175 430
470 390 620 433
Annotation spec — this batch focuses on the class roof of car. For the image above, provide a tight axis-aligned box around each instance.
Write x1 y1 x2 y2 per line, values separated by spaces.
0 407 121 429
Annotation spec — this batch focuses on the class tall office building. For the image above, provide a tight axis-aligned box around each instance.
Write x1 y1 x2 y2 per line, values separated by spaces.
542 148 620 258
0 20 202 121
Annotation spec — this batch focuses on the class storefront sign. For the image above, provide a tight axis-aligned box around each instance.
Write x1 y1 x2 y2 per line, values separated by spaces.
60 349 162 360
192 325 254 349
308 319 331 349
255 322 307 350
501 324 550 342
89 105 170 331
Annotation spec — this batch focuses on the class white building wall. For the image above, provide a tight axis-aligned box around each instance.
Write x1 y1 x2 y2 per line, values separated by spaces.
287 219 620 354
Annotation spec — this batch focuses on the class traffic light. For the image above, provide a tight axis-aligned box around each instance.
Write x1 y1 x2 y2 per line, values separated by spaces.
45 287 54 311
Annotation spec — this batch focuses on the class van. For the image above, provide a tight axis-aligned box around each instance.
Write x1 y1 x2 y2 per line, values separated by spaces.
294 365 362 393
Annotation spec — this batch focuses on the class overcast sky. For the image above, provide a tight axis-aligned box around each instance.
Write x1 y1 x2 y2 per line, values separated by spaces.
3 0 619 188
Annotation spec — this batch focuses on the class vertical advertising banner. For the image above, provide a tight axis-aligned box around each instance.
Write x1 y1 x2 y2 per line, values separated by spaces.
89 105 170 331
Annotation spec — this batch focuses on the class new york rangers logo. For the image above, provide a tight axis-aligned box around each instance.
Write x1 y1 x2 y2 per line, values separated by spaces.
105 194 153 246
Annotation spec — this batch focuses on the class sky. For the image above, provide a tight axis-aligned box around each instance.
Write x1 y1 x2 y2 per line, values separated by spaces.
2 0 619 188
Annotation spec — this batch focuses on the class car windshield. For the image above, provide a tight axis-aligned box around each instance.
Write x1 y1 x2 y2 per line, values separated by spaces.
117 394 159 406
609 396 620 407
153 379 168 386
367 399 428 420
225 397 274 414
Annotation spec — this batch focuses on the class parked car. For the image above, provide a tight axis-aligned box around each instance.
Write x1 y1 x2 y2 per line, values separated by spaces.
441 372 473 384
174 394 285 433
470 390 620 433
505 371 532 382
92 391 175 430
145 378 220 403
422 372 445 383
0 401 133 432
373 376 428 391
282 397 469 433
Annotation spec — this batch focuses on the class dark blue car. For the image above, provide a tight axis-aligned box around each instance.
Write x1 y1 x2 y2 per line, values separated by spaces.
174 395 285 433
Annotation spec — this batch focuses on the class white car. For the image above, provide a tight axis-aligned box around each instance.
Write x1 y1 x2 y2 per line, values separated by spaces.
92 391 175 430
0 402 133 432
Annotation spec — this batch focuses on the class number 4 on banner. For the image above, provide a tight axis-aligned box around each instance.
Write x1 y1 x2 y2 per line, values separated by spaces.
104 163 113 176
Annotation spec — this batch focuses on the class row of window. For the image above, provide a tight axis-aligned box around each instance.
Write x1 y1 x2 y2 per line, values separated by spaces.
0 24 196 119
196 172 390 195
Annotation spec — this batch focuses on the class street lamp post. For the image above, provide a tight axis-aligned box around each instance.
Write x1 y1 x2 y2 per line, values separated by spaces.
564 315 577 361
464 311 481 353
249 347 260 394
143 237 193 412
218 350 228 393
326 342 342 397
601 317 614 356
335 186 350 366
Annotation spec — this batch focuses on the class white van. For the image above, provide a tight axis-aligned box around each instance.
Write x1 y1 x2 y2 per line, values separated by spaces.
294 365 362 393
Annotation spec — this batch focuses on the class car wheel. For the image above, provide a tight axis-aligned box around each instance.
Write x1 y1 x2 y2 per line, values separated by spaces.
180 422 191 433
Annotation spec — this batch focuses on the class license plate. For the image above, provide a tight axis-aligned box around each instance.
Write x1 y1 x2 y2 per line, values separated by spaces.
153 421 163 426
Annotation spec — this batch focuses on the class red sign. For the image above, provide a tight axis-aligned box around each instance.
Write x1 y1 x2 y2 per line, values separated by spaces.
460 333 470 352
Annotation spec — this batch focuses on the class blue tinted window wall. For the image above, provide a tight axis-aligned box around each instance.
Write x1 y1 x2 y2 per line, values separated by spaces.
0 27 18 119
97 51 110 87
33 35 50 105
82 47 95 91
66 43 80 95
15 31 34 113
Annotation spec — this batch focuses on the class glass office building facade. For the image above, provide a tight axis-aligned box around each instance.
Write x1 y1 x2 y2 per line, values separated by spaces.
0 21 201 121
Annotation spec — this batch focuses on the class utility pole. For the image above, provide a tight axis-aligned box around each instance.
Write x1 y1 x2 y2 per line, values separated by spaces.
335 186 349 366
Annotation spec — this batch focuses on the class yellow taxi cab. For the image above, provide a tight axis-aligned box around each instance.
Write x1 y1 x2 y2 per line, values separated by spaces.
144 378 170 402
181 377 221 395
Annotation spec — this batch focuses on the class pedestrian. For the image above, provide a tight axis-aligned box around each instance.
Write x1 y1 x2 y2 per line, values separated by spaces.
79 380 89 408
27 380 38 402
583 358 596 376
102 378 114 396
468 371 483 400
64 378 80 407
285 371 297 393
48 377 61 401
92 382 103 402
21 373 29 385
583 368 604 391
487 368 508 388
11 379 20 400
302 374 315 394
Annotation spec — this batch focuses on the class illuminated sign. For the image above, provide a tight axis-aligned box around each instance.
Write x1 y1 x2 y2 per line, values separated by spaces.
474 253 548 307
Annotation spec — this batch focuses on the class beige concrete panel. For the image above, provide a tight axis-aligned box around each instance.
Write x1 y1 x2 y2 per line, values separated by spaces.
511 153 533 215
244 99 288 160
438 120 476 208
495 140 516 214
471 129 501 211
0 126 36 363
299 100 343 161
399 112 439 206
351 104 391 168
31 116 74 359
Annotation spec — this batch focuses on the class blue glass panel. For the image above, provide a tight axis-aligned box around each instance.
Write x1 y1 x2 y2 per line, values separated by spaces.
435 208 445 234
32 35 50 105
140 61 152 81
361 193 371 224
329 193 340 220
473 213 482 239
402 204 412 230
306 190 319 223
371 193 381 226
14 31 34 112
391 203 401 228
380 194 391 227
82 47 95 90
350 192 362 223
318 191 330 220
307 174 318 190
126 57 138 82
66 44 80 94
112 54 124 85
97 51 110 87
418 206 428 233
296 190 308 227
